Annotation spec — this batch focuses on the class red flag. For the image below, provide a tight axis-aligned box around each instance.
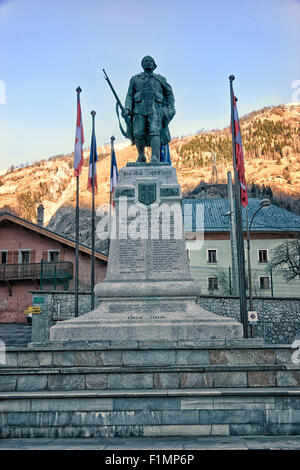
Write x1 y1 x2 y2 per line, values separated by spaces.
231 93 248 207
74 92 84 176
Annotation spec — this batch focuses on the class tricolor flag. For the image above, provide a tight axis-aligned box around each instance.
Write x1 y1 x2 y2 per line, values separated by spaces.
231 91 248 207
87 123 98 193
74 91 84 176
110 148 118 207
160 144 171 164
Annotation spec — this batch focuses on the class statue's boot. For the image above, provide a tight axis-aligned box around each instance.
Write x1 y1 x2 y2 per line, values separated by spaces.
135 137 146 162
150 135 160 162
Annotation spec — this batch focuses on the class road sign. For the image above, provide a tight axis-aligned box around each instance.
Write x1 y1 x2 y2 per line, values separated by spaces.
24 306 42 315
248 311 258 323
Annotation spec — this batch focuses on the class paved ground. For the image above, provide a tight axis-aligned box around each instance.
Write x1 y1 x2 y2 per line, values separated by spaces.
1 436 300 450
0 323 31 347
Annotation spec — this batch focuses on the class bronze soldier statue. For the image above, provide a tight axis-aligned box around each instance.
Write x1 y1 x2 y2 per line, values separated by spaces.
123 56 176 163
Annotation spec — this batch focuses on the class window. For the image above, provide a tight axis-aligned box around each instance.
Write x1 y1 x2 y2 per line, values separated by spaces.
20 251 30 263
48 250 60 263
207 249 217 263
186 248 191 261
260 276 270 290
0 251 7 264
208 277 218 290
258 249 268 264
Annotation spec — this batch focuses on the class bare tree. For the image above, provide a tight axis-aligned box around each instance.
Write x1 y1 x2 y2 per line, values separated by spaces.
269 240 300 281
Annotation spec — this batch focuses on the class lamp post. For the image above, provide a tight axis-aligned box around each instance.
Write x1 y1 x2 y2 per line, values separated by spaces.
246 198 271 337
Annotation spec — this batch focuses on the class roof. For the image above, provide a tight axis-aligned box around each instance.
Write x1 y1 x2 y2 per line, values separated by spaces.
0 212 108 262
182 198 300 233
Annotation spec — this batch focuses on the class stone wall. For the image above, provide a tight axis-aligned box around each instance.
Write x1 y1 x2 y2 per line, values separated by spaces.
198 296 300 344
30 291 101 343
30 291 300 345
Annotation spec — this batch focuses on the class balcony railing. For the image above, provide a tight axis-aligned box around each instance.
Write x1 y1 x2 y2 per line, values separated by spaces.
0 262 73 282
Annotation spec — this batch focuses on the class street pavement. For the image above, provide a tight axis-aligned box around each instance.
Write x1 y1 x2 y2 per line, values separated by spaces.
1 436 300 450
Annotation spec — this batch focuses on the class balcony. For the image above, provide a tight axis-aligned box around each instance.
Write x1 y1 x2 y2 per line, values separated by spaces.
0 261 73 282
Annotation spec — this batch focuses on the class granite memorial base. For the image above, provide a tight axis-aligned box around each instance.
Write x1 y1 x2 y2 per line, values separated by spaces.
50 163 243 343
50 281 243 342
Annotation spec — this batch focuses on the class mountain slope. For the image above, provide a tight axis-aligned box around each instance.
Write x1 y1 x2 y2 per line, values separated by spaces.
0 103 299 225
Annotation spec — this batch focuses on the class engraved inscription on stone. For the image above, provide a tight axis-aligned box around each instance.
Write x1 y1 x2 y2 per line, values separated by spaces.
109 303 186 313
160 187 180 197
127 315 166 321
119 239 146 276
115 188 135 198
152 239 181 273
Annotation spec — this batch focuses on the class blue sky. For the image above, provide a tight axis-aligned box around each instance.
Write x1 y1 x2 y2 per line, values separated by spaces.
0 0 299 170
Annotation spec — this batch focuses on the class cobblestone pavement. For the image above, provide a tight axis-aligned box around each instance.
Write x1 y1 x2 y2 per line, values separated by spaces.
1 436 300 450
0 323 31 347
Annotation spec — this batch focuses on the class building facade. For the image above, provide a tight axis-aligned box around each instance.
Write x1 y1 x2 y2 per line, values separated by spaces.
183 198 300 298
0 212 107 323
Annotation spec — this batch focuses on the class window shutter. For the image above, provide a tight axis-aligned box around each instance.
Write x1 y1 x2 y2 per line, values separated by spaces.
7 251 13 264
42 251 48 262
13 251 19 264
30 250 36 263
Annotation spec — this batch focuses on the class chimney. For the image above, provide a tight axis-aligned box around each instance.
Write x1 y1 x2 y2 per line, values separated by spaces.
37 204 44 227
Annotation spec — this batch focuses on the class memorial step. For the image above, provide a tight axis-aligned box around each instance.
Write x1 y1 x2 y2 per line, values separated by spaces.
1 388 300 438
1 363 300 392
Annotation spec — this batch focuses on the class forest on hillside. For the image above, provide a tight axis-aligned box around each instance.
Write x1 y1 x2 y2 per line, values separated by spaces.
179 118 300 169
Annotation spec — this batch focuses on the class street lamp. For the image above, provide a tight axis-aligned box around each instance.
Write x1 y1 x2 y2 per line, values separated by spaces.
246 198 271 337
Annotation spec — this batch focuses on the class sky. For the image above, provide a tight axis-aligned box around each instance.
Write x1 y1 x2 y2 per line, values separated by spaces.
0 0 299 170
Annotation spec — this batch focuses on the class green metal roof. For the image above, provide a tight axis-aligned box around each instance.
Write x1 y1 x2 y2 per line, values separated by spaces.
182 198 300 233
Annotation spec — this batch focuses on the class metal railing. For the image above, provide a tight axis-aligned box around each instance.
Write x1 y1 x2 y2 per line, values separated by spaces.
0 261 73 282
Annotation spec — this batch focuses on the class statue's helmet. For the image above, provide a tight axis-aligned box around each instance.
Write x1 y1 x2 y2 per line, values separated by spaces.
141 56 157 71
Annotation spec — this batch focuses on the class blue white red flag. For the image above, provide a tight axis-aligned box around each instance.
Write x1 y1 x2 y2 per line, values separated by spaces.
110 148 118 207
231 92 248 207
160 144 171 164
87 125 98 193
74 94 84 176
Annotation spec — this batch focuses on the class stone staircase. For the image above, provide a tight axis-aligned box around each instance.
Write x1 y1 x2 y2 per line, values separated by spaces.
0 339 300 438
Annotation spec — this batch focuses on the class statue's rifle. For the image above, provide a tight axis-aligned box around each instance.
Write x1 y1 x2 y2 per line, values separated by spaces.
103 69 134 145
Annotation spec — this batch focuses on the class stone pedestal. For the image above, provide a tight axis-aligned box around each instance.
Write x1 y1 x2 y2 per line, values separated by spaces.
50 163 243 342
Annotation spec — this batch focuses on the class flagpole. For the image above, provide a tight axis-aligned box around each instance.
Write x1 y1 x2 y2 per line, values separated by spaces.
75 86 82 318
109 135 115 254
91 110 96 311
229 75 248 338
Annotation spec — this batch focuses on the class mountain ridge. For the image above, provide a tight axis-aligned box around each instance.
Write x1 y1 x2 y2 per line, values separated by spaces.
0 102 299 224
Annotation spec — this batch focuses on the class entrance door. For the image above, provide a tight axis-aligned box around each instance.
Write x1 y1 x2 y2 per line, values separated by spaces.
19 250 31 277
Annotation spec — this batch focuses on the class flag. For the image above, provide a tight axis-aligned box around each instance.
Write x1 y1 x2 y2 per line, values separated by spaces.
87 124 98 193
160 144 171 164
110 148 118 207
231 92 248 207
74 93 84 176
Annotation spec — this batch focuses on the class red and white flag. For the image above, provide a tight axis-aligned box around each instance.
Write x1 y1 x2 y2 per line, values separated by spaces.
74 93 84 176
231 93 248 207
